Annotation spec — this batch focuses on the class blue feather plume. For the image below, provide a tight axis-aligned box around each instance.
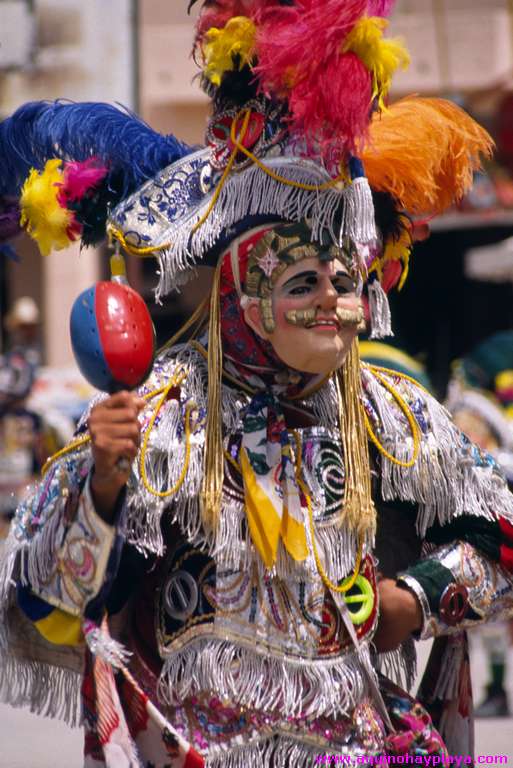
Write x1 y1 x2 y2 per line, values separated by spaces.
0 100 192 197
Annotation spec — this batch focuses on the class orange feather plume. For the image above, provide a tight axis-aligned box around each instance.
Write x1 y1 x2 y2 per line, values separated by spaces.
361 96 494 216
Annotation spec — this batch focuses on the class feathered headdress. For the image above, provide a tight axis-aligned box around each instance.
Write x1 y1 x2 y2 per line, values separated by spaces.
0 101 191 253
0 0 495 551
0 1 493 331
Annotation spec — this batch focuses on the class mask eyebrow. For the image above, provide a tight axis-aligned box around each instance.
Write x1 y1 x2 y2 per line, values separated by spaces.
281 270 318 288
334 272 355 285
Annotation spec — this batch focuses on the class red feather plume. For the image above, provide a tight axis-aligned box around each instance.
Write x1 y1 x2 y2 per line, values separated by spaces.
255 0 372 159
366 0 396 16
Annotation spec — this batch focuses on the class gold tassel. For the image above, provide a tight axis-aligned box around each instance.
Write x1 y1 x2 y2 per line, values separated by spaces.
336 340 376 540
200 262 224 533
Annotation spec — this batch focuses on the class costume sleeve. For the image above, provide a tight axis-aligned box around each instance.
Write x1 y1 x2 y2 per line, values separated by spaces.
10 444 127 647
397 515 513 640
362 366 513 641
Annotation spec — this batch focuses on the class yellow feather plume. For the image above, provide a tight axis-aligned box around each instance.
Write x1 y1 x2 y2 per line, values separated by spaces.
343 17 410 110
362 97 495 216
383 218 412 291
20 159 74 256
368 213 412 290
203 16 257 87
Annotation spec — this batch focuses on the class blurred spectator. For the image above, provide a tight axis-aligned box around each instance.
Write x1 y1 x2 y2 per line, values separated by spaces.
359 340 433 393
447 332 513 717
4 296 42 369
0 347 45 526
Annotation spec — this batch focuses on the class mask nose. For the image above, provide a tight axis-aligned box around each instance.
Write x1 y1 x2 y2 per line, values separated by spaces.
316 275 338 311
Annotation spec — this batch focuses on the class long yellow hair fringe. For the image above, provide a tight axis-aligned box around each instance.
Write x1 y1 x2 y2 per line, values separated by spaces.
337 340 376 541
200 262 225 533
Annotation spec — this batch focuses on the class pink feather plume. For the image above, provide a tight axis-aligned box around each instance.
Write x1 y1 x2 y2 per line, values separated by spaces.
366 0 396 16
255 0 372 158
57 158 108 205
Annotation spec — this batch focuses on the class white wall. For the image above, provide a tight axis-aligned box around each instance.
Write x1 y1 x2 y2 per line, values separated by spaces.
0 0 135 365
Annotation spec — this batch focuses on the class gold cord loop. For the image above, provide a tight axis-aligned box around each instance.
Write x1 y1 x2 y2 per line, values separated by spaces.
139 370 196 499
41 383 179 476
362 365 421 469
292 430 363 594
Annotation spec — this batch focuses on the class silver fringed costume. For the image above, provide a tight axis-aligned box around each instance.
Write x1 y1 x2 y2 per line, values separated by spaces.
2 343 513 765
0 2 510 766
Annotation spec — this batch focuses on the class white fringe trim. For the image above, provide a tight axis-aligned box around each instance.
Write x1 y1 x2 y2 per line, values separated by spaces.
377 637 417 692
151 157 376 300
205 734 380 768
83 620 131 669
432 637 465 701
158 636 372 720
368 279 393 340
362 368 513 537
0 652 82 727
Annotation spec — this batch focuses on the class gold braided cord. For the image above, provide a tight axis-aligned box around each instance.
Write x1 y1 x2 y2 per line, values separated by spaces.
158 294 210 354
139 370 196 499
337 341 377 540
106 227 165 257
108 109 349 258
229 111 348 192
362 361 429 394
41 384 170 476
362 366 421 469
292 430 363 593
200 261 225 533
192 109 252 234
42 434 91 475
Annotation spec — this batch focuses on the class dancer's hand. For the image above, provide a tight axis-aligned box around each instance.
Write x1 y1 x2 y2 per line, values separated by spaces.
89 391 145 522
373 577 423 653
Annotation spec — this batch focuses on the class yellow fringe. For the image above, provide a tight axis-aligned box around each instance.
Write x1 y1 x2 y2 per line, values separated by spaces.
158 294 210 354
337 341 377 541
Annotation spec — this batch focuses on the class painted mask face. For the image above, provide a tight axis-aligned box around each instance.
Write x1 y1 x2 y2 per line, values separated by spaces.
242 221 363 375
268 256 362 374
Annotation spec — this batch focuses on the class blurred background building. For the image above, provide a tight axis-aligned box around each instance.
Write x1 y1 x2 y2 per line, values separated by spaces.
2 0 513 393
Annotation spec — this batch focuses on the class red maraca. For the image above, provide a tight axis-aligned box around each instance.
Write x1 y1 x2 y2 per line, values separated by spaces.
70 254 155 469
70 254 155 393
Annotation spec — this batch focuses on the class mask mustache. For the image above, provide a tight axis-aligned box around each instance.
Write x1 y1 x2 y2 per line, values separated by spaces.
284 306 365 331
336 306 365 330
285 308 318 326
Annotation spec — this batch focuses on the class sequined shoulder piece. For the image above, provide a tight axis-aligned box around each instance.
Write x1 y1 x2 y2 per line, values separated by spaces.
361 365 513 535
